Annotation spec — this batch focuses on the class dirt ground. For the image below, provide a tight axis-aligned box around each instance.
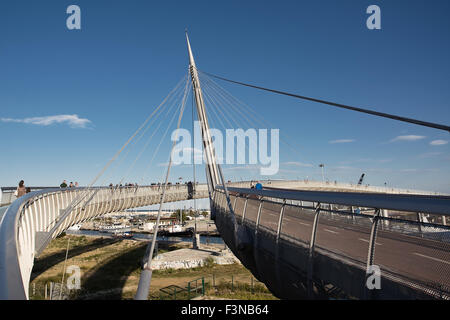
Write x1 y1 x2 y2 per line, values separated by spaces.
30 234 276 300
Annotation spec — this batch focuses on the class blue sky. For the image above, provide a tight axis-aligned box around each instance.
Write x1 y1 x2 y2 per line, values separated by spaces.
0 0 449 193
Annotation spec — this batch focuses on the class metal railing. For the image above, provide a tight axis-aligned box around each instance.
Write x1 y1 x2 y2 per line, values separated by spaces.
0 184 209 300
212 186 450 299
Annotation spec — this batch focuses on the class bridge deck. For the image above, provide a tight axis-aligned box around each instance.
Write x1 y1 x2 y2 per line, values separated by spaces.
212 186 450 299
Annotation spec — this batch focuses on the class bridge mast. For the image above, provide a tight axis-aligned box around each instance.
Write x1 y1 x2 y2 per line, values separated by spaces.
186 32 220 188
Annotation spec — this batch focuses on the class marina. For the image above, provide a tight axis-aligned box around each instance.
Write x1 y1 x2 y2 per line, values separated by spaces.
66 229 225 245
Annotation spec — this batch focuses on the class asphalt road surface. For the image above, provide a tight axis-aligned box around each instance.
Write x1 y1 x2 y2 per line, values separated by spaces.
231 194 450 291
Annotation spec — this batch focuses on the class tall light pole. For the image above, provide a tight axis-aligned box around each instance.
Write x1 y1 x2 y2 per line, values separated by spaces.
319 164 325 182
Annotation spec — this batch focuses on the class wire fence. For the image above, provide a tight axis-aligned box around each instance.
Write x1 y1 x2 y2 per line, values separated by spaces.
158 274 270 300
29 282 76 300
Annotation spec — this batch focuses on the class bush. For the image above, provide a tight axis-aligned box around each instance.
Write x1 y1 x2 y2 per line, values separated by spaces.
203 257 215 268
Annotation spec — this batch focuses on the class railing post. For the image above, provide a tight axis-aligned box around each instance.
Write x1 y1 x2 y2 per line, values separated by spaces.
252 200 264 269
232 196 238 212
276 200 286 240
417 212 423 234
241 196 248 224
275 199 286 292
307 202 321 298
255 200 263 235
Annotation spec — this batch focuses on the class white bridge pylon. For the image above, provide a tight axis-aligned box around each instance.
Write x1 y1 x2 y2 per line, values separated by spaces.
186 32 220 190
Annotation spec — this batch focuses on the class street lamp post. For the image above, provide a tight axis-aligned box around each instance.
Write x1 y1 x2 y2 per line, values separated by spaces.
319 164 325 182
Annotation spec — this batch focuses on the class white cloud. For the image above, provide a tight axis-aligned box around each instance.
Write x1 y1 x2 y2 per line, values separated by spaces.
418 152 442 159
0 114 92 128
283 161 313 167
430 140 448 146
400 168 418 172
224 164 262 171
389 135 425 142
329 139 355 144
157 162 170 167
339 158 393 165
333 165 357 170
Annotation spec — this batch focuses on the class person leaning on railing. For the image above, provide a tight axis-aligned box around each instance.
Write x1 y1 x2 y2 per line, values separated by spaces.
15 180 26 198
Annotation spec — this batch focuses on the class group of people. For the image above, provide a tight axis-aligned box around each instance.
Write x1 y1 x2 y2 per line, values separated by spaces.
108 183 138 188
14 179 81 198
60 180 79 188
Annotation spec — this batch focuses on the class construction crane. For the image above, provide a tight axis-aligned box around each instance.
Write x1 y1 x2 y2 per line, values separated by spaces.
357 173 365 185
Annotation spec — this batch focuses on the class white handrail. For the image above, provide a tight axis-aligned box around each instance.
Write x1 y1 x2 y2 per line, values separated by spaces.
0 184 209 300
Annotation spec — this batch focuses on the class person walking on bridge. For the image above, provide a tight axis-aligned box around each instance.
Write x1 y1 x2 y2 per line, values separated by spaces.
15 180 26 198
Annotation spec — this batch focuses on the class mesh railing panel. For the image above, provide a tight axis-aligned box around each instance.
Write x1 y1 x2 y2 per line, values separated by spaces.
213 190 450 299
315 210 372 264
374 218 450 297
228 194 237 213
280 205 315 246
259 201 282 233
244 198 260 224
234 197 246 219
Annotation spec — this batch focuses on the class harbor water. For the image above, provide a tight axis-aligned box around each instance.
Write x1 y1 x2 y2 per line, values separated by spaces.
66 229 224 245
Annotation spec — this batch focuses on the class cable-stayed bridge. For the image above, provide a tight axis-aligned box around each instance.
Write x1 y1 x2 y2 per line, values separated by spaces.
0 33 449 300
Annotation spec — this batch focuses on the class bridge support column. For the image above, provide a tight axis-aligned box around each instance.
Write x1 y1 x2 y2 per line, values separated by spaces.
307 203 321 298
